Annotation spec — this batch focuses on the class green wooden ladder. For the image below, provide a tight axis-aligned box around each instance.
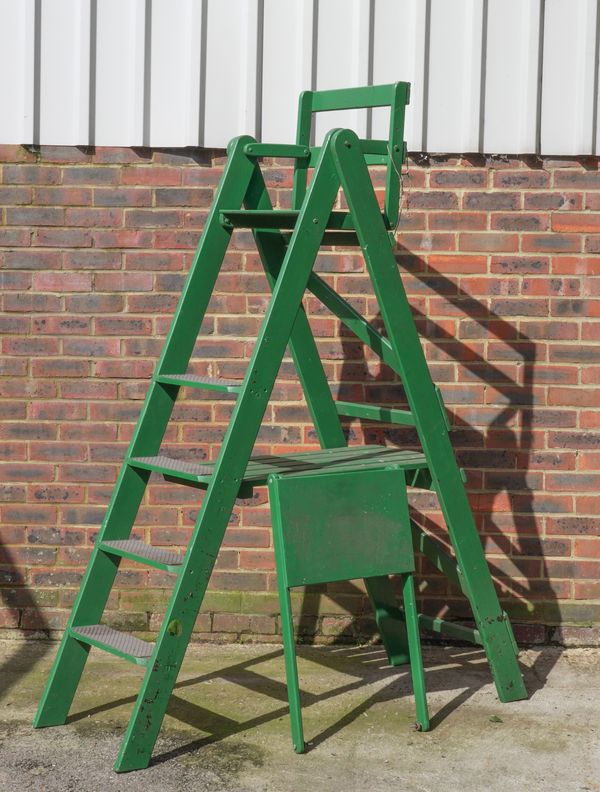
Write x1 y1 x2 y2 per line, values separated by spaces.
34 82 527 772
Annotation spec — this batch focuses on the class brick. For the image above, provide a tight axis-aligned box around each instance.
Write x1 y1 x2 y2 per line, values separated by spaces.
62 166 120 185
94 187 152 206
94 272 153 292
584 235 600 254
492 170 550 189
463 192 520 210
32 272 92 292
4 250 62 270
4 292 57 315
491 213 549 231
35 186 93 206
551 212 600 233
155 187 213 207
460 233 519 252
65 293 124 313
6 206 65 225
31 359 90 378
124 209 181 227
91 229 153 248
95 317 153 335
430 169 486 188
0 145 36 163
408 191 458 210
524 191 581 211
554 170 600 189
65 208 123 227
0 228 30 245
34 228 92 247
0 186 33 204
122 166 181 186
3 165 61 184
521 234 581 253
428 212 486 230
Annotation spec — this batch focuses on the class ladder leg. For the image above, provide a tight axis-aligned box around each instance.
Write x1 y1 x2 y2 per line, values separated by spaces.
114 134 343 772
402 573 429 732
331 129 527 703
247 169 410 667
34 136 262 731
280 586 305 753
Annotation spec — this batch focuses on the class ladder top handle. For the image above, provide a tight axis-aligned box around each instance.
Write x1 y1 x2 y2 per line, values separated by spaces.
300 82 410 112
293 82 411 228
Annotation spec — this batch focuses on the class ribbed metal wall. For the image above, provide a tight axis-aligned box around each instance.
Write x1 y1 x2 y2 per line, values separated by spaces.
0 0 598 154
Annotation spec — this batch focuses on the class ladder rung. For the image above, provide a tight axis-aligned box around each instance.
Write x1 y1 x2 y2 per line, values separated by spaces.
156 374 242 393
71 625 154 666
99 539 183 572
220 209 376 231
334 400 416 426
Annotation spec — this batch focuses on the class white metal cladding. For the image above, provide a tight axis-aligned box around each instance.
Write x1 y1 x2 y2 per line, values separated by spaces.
0 0 599 154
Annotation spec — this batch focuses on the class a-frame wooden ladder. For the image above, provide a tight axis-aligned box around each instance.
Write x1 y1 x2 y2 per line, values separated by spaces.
34 83 527 772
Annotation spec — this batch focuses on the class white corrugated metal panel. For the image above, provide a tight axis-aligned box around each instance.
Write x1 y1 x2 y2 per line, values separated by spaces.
0 0 599 154
483 0 542 154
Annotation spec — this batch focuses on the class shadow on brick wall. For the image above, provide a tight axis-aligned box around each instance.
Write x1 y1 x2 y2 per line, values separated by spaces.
0 541 51 699
297 250 560 658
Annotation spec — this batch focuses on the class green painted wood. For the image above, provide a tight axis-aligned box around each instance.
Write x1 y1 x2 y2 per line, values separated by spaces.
220 209 381 230
334 400 415 426
33 134 261 731
34 83 527 773
329 127 526 703
418 614 482 646
309 83 400 111
402 573 430 732
294 82 409 227
244 142 310 158
411 523 465 594
128 446 429 489
269 466 428 747
113 131 344 772
270 468 414 588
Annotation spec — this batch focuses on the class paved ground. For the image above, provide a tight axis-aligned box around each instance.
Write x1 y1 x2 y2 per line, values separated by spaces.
0 639 598 791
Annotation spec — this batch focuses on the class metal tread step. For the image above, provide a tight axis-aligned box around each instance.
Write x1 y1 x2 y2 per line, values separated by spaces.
71 624 154 665
129 445 430 489
100 539 183 571
156 373 242 392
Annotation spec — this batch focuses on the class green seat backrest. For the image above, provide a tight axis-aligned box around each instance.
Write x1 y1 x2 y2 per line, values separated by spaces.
293 82 410 229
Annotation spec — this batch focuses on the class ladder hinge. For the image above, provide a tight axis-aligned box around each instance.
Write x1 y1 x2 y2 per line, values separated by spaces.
434 385 451 431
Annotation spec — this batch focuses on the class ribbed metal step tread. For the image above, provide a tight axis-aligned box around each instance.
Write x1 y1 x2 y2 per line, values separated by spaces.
72 625 154 658
102 539 182 567
131 455 214 476
158 374 242 391
131 445 429 488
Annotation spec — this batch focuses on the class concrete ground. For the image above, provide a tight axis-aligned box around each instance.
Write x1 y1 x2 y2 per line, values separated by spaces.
0 640 598 792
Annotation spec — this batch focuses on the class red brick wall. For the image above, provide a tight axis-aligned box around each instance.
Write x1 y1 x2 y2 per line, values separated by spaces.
1 144 599 646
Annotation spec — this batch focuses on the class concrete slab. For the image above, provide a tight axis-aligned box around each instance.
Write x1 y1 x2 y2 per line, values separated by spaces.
0 640 598 791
